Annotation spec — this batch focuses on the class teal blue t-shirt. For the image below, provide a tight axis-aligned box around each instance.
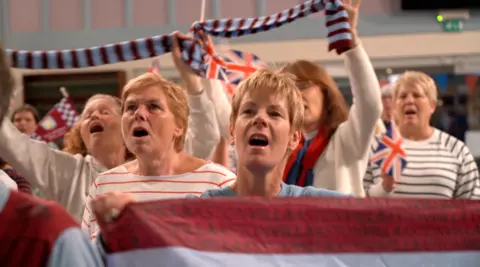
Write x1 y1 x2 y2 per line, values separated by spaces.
199 182 349 198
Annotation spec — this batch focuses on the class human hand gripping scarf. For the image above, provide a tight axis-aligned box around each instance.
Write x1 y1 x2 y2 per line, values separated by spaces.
5 0 353 79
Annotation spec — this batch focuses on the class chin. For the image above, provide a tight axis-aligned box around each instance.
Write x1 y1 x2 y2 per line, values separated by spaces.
127 144 151 155
244 160 276 174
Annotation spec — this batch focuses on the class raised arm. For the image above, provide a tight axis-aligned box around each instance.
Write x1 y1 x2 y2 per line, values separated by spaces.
203 78 231 140
184 80 221 159
334 1 382 161
171 33 221 158
0 119 89 213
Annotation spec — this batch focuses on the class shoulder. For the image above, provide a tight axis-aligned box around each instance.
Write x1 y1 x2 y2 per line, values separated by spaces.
9 192 78 239
98 165 129 177
198 186 235 198
297 185 350 197
194 162 237 184
434 129 470 156
92 165 130 189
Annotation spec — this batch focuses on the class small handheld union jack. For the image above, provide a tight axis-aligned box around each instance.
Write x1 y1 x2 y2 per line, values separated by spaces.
223 49 267 85
370 121 408 180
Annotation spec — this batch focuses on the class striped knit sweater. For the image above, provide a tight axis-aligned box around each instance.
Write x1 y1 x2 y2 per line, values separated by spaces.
82 162 236 240
364 128 480 199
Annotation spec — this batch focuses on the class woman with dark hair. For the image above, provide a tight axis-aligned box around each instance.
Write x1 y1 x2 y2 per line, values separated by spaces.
280 0 382 196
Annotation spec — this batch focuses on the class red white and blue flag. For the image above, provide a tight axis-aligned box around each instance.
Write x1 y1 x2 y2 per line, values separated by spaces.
218 49 266 100
147 57 161 76
370 121 407 180
99 197 480 267
223 49 267 85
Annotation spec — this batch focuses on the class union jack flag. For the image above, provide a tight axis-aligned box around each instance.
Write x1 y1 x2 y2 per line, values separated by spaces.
370 121 407 180
223 49 267 85
148 58 161 76
204 54 229 81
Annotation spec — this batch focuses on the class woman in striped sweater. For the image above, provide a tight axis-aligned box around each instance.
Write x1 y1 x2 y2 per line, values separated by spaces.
82 62 236 240
364 71 480 199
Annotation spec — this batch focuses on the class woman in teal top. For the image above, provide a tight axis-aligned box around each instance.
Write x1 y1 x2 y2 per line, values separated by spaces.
90 67 348 224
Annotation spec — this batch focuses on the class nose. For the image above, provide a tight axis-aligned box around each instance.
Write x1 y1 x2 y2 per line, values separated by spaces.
90 110 102 120
404 94 415 103
134 105 147 121
252 111 268 128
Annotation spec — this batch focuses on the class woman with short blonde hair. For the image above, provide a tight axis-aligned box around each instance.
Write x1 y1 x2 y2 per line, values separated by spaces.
364 71 480 199
89 68 347 223
83 72 236 240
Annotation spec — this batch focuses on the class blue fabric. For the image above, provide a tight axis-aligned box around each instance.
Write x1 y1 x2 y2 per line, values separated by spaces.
199 182 348 198
0 181 10 211
47 228 104 267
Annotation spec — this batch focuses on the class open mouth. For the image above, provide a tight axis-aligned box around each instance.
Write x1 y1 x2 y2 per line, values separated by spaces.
89 123 104 134
132 127 149 137
248 134 269 147
404 109 417 116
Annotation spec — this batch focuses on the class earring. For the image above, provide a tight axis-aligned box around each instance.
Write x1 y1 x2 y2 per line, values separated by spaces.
229 138 235 145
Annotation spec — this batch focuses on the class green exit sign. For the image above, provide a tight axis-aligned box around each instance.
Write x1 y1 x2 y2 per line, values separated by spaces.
442 20 463 32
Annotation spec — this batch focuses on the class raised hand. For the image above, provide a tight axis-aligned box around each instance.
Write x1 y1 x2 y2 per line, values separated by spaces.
171 32 202 95
341 0 360 45
0 43 13 125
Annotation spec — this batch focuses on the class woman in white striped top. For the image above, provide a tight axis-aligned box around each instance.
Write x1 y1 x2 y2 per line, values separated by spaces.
82 70 236 240
364 71 480 199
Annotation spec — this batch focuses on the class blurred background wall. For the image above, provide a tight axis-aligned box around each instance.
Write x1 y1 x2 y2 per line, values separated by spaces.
1 0 480 156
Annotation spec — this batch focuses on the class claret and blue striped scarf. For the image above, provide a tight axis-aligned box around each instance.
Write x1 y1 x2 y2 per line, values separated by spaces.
5 0 353 80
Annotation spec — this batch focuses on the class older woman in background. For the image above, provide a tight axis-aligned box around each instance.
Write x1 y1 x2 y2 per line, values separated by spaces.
83 71 236 239
0 33 223 220
364 71 480 199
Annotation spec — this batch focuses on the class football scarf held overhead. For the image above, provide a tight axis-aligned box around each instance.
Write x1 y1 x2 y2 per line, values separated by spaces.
6 0 353 80
99 197 480 267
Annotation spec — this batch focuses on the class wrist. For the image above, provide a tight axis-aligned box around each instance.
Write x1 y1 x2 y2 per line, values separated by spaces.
350 31 359 46
183 77 202 95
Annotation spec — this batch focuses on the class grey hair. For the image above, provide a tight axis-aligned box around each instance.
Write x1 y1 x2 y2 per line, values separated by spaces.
381 84 392 97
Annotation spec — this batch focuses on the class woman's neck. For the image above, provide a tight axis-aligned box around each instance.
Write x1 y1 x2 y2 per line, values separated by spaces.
91 146 126 169
400 124 433 141
234 167 282 197
135 151 181 176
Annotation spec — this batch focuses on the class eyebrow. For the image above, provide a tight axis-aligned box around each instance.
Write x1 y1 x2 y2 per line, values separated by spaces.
242 101 285 110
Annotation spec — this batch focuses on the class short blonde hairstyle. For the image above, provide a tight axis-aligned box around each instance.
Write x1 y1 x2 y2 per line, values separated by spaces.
122 73 189 152
230 68 304 132
392 71 437 102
